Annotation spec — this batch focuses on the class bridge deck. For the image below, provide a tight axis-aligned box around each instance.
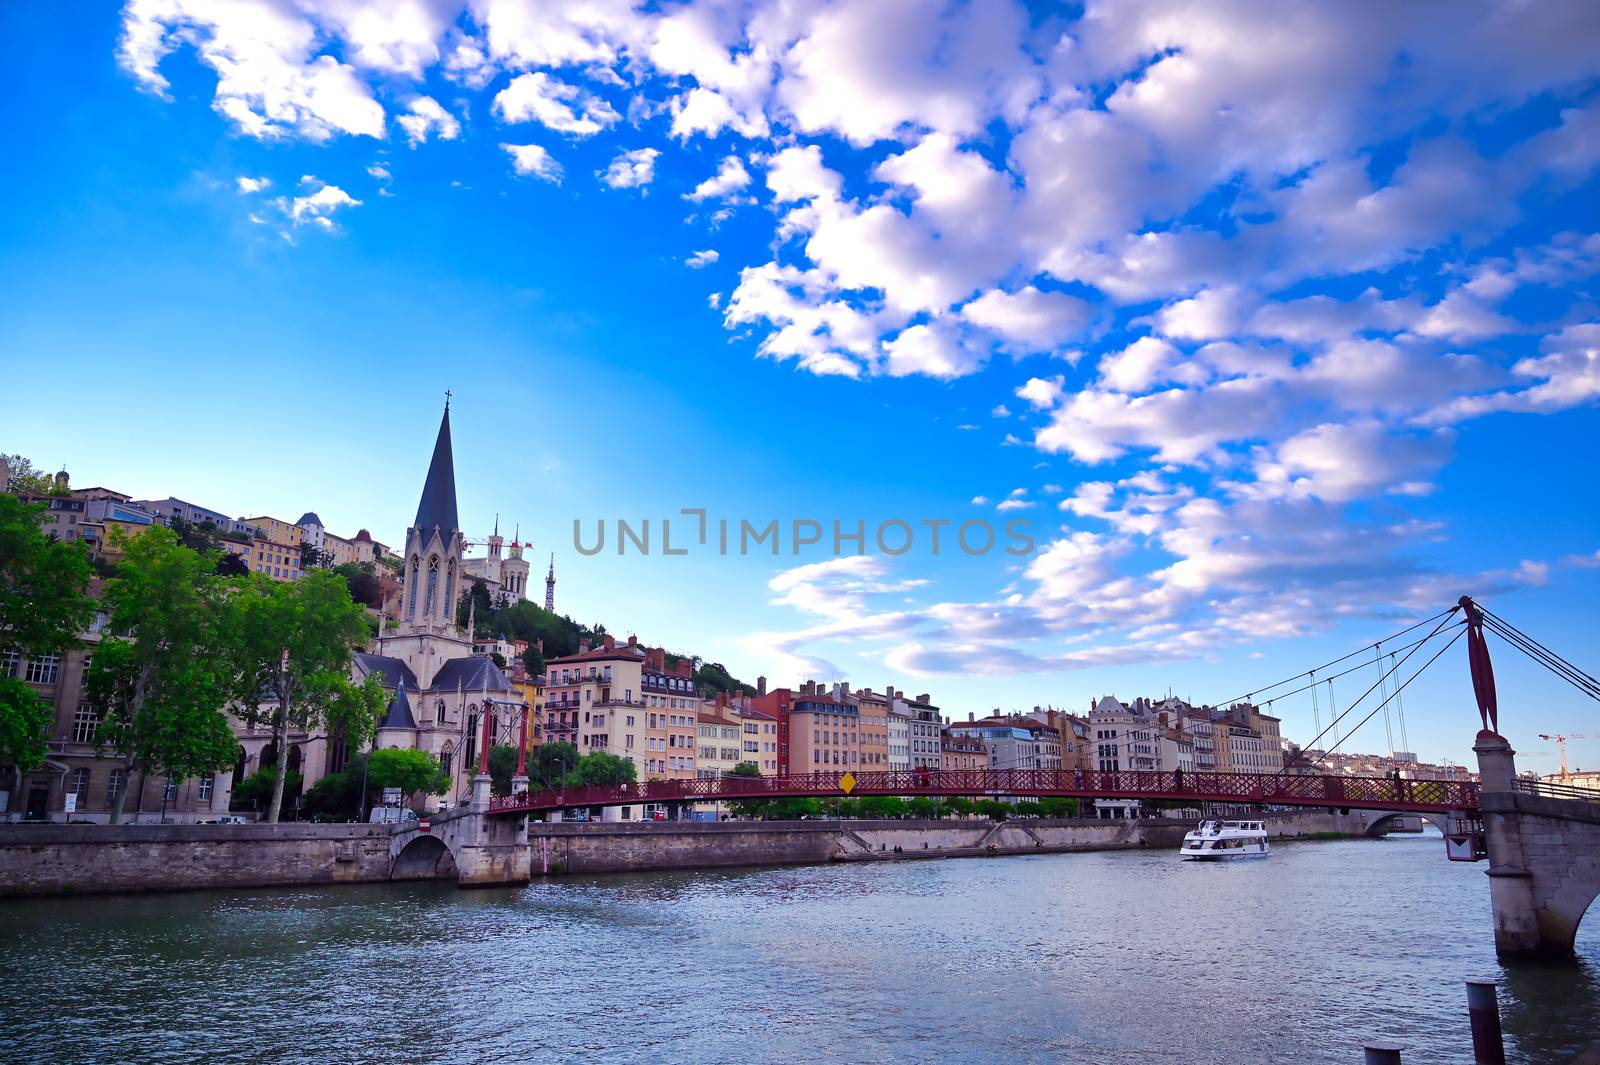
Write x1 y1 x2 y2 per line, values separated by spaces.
487 768 1477 816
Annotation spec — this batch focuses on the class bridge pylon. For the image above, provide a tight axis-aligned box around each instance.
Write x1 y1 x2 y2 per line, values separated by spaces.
1476 731 1600 958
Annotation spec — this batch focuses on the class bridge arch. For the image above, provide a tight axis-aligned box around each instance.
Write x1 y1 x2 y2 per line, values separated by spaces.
1362 810 1452 838
391 834 460 881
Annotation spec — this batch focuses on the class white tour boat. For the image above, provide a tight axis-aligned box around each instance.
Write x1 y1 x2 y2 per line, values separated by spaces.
1181 819 1270 860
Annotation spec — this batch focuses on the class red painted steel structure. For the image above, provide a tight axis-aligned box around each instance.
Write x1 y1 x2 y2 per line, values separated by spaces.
485 768 1478 817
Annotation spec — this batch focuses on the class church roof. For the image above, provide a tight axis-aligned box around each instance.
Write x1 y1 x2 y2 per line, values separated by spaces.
297 512 322 527
381 682 418 730
432 655 512 693
414 405 459 536
355 651 420 692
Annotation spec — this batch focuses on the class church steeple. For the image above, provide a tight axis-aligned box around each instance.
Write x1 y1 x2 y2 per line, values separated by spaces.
414 402 459 537
400 398 466 639
545 553 556 612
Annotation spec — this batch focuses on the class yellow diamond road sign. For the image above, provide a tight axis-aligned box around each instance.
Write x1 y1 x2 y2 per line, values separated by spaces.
840 772 857 795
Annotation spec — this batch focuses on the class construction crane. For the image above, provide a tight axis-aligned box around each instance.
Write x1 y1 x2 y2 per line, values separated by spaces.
1538 733 1595 779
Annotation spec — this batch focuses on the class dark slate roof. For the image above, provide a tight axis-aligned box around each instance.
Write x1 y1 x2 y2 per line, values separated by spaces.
414 407 459 535
297 512 322 527
355 652 419 692
432 656 511 693
381 682 418 730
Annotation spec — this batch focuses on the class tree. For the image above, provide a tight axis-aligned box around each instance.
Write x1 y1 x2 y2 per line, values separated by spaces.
860 795 909 819
2 454 58 495
215 553 249 577
529 741 579 790
332 562 382 609
83 526 241 823
727 762 762 778
941 796 977 818
456 577 493 634
977 799 1015 821
571 750 636 788
232 767 302 812
521 642 545 676
298 542 333 571
0 495 94 780
367 747 447 805
1036 797 1078 818
167 516 222 554
301 752 375 821
488 743 521 796
228 568 386 823
904 796 939 819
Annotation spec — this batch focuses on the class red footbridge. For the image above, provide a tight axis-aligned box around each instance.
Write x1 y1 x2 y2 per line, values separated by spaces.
486 767 1479 817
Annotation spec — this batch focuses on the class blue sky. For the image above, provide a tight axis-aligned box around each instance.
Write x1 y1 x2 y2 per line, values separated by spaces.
3 1 1598 770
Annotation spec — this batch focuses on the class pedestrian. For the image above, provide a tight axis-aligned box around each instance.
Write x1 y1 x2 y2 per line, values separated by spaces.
1174 766 1184 792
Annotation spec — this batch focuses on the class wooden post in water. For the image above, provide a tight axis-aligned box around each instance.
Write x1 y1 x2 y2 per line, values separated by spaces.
1465 980 1507 1064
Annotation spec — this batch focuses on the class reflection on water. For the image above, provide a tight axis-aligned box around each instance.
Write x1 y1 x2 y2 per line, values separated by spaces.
2 832 1596 1064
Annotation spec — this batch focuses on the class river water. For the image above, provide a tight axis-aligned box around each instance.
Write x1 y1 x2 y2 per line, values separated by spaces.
2 831 1597 1064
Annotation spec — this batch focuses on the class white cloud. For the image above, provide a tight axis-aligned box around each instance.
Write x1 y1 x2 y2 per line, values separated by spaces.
1015 376 1065 410
961 286 1090 352
684 155 752 202
286 181 361 228
500 142 563 183
397 95 460 146
236 176 270 194
599 147 660 189
880 322 982 380
991 404 1011 418
686 249 719 269
493 72 619 136
367 164 390 181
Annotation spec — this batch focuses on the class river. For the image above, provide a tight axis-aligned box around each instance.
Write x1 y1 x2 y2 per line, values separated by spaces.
2 831 1597 1064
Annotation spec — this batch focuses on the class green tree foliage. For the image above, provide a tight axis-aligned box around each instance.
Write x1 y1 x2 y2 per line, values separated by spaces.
726 762 762 778
228 568 386 823
1 454 59 496
940 796 977 818
82 527 239 822
456 577 494 635
488 743 521 796
977 799 1015 821
0 494 94 775
232 767 302 812
529 741 579 790
300 543 331 570
859 795 910 819
693 660 757 697
214 553 249 577
332 562 382 609
166 516 224 554
1035 797 1079 818
904 796 940 819
730 796 820 820
367 747 447 802
571 750 637 788
300 752 375 821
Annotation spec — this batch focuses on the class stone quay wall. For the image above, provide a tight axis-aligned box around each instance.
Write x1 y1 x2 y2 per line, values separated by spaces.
0 809 1390 897
0 822 398 899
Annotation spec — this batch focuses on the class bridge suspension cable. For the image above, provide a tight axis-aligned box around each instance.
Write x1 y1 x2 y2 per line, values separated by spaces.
1306 627 1466 768
1210 606 1457 710
1276 611 1464 773
1477 604 1600 703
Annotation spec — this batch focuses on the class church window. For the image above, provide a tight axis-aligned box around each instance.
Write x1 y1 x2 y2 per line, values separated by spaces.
445 560 456 619
464 713 478 769
407 557 419 618
440 745 453 778
424 555 439 617
436 699 446 725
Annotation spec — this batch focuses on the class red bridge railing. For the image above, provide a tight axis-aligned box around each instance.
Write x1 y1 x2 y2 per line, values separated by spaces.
486 768 1479 816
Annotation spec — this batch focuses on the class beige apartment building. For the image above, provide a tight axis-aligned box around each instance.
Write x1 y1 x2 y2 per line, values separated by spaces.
854 687 891 771
789 688 861 774
741 707 779 774
642 649 699 781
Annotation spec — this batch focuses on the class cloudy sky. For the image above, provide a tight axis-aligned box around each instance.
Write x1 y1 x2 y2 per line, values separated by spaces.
3 1 1598 767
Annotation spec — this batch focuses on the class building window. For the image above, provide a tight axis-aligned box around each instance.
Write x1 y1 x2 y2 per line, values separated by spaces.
440 745 453 778
107 769 126 804
0 650 18 678
25 655 60 685
69 767 90 797
197 776 214 803
163 775 179 801
436 699 447 725
72 702 98 744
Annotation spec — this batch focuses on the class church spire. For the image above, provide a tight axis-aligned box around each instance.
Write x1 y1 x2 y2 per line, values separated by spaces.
414 400 459 535
545 553 556 612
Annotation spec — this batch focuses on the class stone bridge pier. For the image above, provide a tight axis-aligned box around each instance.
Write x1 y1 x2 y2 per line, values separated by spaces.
1476 732 1600 958
390 773 530 888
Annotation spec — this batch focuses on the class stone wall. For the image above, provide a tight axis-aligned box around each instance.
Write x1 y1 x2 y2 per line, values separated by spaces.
0 822 398 898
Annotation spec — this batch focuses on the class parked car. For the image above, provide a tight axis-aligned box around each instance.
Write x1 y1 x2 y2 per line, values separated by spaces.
198 815 248 825
367 807 419 824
